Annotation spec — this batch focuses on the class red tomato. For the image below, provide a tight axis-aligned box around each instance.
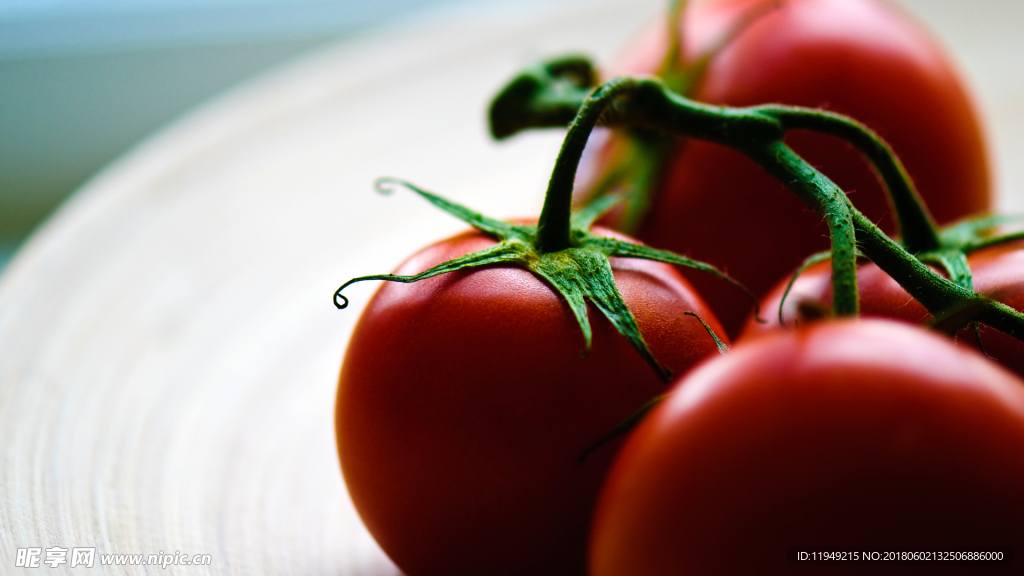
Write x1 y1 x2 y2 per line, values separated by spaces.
581 0 991 335
744 240 1024 377
590 319 1024 575
336 226 726 576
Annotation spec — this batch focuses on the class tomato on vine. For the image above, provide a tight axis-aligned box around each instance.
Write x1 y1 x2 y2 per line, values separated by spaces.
339 29 1024 566
334 83 752 576
488 73 1024 574
338 222 727 576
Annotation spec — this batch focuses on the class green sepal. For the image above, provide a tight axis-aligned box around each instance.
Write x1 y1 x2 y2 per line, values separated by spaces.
916 248 986 347
963 230 1024 253
578 393 668 465
336 179 752 382
587 236 763 322
912 214 1024 319
683 311 729 354
577 310 730 464
375 177 515 238
529 247 669 380
927 212 1024 256
938 213 1023 248
918 249 974 291
333 241 531 309
915 214 1024 351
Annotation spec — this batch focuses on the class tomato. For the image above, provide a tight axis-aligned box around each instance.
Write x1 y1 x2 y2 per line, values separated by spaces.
336 226 726 576
589 319 1024 575
580 0 991 335
744 239 1024 378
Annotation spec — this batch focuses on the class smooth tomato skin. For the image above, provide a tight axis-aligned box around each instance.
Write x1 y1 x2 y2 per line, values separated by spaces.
586 0 991 335
337 226 726 576
590 320 1024 576
743 240 1024 377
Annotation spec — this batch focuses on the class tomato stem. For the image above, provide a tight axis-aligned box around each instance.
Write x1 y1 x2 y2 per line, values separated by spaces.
537 78 634 253
488 56 597 141
496 73 1024 340
739 139 859 316
537 76 861 316
764 106 942 254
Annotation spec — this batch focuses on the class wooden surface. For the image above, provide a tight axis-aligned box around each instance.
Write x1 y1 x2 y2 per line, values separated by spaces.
0 0 1021 574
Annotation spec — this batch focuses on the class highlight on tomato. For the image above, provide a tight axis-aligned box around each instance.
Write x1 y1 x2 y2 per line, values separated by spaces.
589 319 1024 576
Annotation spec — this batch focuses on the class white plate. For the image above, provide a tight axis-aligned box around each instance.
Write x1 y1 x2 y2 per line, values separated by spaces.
0 0 1020 574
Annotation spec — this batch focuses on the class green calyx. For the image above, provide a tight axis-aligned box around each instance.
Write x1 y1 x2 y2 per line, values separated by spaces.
340 76 762 385
335 179 754 383
927 214 1024 277
899 214 1024 338
336 78 760 382
776 202 1024 336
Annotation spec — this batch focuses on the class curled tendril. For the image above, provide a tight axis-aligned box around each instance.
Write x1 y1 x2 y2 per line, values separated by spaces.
334 289 349 309
374 176 401 195
778 251 834 328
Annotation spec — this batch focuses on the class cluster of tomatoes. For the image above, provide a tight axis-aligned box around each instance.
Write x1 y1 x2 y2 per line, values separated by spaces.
335 1 1024 574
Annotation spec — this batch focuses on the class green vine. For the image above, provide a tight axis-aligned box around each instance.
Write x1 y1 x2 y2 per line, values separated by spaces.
488 71 1024 341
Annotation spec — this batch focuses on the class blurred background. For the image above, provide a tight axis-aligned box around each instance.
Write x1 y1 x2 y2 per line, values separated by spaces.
1 0 1022 272
0 0 523 270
